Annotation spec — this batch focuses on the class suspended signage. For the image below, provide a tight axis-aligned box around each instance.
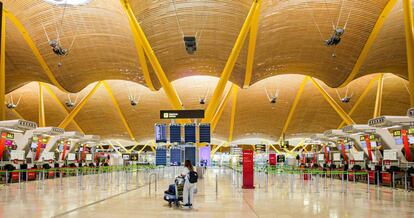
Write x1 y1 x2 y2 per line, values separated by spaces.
130 154 138 161
255 144 266 152
408 128 414 135
393 130 402 137
122 154 130 161
160 110 204 119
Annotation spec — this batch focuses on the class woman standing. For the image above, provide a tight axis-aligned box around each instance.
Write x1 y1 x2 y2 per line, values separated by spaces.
181 160 198 208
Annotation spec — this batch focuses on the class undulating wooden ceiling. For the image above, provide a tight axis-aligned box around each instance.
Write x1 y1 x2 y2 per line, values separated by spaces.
1 0 413 144
4 74 411 143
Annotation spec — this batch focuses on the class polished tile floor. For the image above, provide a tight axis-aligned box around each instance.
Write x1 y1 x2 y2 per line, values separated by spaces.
1 168 414 218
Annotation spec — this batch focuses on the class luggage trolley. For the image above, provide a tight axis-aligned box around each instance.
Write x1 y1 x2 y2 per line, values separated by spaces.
164 176 185 207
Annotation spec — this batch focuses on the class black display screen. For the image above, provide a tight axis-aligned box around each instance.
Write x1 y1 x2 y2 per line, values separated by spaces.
170 124 181 143
199 123 211 143
185 124 196 143
184 146 196 166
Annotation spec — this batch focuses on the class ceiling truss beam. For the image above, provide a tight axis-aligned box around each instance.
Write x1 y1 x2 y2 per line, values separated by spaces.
310 78 355 125
102 81 135 141
403 0 414 106
243 0 262 88
58 81 102 129
204 0 260 121
337 75 382 129
0 5 5 121
373 74 384 118
119 0 183 109
211 85 235 132
228 86 239 142
339 0 398 87
42 84 85 133
3 9 70 93
38 82 45 127
280 76 310 139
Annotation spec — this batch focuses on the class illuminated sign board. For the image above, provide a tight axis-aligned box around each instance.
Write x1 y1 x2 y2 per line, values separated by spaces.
393 130 402 137
160 110 204 119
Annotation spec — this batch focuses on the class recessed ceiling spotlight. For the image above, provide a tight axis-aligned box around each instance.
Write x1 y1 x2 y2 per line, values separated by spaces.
44 0 92 6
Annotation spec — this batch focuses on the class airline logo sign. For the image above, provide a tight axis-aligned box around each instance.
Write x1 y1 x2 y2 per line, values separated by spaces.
160 110 204 119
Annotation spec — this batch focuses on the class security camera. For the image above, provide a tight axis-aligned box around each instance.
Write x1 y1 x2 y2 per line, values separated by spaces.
199 98 205 105
270 97 277 104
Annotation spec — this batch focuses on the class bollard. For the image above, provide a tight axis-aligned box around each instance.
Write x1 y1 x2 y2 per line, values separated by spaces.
316 173 319 193
377 171 380 189
42 170 45 190
301 172 304 192
136 168 139 188
60 169 63 189
405 171 408 192
346 172 348 193
148 172 157 195
216 174 218 195
18 171 21 189
266 172 269 193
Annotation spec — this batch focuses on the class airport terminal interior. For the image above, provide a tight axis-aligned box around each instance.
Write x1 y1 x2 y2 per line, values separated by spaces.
1 0 414 217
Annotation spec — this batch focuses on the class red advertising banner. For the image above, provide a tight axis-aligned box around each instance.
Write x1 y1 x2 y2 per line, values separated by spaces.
0 132 6 160
323 144 330 163
269 153 276 166
35 136 42 161
401 129 412 161
81 144 87 161
242 149 254 189
364 135 373 161
62 140 68 161
340 140 348 162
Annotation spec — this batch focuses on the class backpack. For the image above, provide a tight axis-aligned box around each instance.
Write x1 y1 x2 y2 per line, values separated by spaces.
188 171 198 183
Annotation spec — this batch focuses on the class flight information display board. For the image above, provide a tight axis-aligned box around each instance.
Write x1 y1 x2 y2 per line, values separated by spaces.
184 146 196 166
155 148 167 166
155 124 167 143
199 123 211 143
170 148 181 166
184 124 196 143
170 124 181 143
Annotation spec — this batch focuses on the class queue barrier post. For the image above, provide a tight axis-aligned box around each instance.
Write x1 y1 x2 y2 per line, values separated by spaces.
148 172 157 196
367 171 370 193
392 171 395 189
18 171 21 189
316 172 319 193
405 171 408 192
5 170 8 186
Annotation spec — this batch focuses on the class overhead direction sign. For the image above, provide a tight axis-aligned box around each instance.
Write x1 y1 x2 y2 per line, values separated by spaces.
160 110 204 119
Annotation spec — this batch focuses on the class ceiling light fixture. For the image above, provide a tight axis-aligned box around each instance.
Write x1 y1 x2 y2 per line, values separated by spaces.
44 0 92 6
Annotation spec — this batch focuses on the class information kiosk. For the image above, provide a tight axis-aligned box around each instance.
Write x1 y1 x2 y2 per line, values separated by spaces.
0 120 37 165
368 116 414 163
